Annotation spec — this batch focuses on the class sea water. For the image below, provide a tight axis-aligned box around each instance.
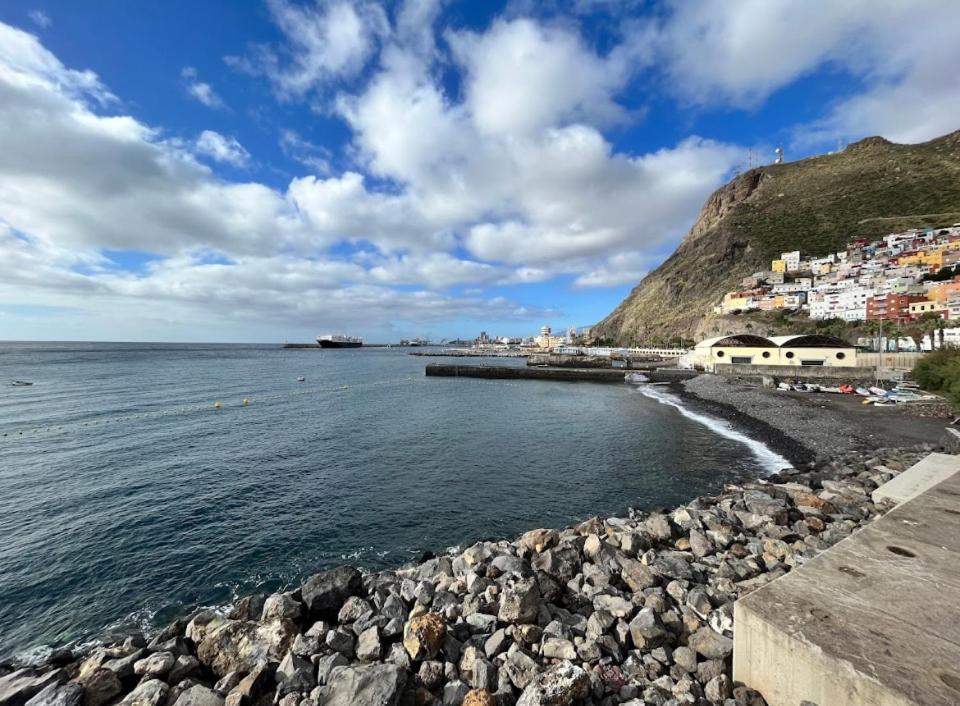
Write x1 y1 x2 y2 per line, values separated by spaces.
0 342 784 660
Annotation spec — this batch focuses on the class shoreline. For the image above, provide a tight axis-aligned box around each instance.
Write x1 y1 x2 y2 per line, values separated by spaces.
2 375 954 706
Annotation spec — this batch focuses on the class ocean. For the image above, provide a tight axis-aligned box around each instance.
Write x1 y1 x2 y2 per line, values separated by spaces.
0 342 786 661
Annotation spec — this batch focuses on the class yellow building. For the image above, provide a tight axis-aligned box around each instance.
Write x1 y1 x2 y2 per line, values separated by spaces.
908 300 946 317
691 334 857 371
928 280 960 303
768 335 857 367
771 259 786 273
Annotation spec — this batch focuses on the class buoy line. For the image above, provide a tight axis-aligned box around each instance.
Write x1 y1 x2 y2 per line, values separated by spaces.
0 376 419 439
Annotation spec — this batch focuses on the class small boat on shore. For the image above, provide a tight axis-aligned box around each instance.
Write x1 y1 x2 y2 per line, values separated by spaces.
11 380 33 386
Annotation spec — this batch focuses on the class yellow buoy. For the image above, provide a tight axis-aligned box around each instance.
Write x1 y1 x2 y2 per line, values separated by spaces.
214 401 222 410
243 398 249 406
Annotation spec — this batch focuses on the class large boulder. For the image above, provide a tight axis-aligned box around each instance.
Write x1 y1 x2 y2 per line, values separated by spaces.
301 567 363 620
118 679 169 706
516 662 589 706
315 664 406 706
196 619 297 677
22 683 81 706
0 669 67 706
403 613 446 661
497 577 540 624
80 669 122 706
172 686 224 706
687 627 733 660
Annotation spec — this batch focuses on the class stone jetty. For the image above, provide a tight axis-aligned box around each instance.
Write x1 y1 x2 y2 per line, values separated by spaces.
0 445 936 706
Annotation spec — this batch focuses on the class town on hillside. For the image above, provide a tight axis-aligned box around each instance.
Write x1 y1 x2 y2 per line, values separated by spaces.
715 223 960 349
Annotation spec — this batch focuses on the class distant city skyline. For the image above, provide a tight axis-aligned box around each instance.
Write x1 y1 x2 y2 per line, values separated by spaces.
1 1 958 342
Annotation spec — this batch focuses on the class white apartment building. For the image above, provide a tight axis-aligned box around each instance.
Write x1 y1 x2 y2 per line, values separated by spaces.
781 250 801 272
808 286 871 321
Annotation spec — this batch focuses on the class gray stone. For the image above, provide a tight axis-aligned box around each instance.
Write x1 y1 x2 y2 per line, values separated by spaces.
705 674 731 702
592 594 633 619
0 669 67 706
484 629 510 659
628 608 665 648
172 685 224 706
516 662 589 706
498 577 540 624
417 661 444 691
213 673 243 695
326 628 356 658
23 683 81 706
618 557 657 592
687 628 733 660
337 596 373 623
316 653 349 686
133 651 175 677
118 679 169 706
276 652 315 694
301 566 363 619
541 638 576 661
672 646 697 673
320 664 406 706
441 681 470 706
167 655 200 685
356 626 382 662
261 593 303 624
81 668 122 706
502 651 539 690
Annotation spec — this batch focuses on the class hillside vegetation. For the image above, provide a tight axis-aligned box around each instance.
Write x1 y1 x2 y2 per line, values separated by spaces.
593 130 960 344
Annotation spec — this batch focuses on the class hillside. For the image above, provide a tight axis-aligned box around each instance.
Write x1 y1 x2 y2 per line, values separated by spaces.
592 130 960 344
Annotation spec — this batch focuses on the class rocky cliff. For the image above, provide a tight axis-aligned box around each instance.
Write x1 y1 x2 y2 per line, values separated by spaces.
593 130 960 344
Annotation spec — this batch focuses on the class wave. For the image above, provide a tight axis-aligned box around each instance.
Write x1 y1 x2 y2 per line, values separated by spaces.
631 384 792 474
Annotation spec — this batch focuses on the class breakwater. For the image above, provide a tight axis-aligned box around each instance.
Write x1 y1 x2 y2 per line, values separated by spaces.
425 363 699 383
1 444 938 706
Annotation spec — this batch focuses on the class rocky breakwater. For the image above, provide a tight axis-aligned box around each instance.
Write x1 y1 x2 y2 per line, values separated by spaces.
0 445 935 706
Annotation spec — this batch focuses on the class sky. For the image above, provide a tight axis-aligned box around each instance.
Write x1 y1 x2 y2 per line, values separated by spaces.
1 1 958 343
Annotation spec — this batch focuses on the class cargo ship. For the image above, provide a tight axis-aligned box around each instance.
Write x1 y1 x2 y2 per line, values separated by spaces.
317 334 363 348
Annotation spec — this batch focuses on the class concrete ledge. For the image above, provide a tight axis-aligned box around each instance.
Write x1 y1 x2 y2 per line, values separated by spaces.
733 458 960 706
715 363 880 383
871 452 960 505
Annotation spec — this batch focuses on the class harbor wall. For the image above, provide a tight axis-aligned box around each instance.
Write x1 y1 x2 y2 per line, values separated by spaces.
715 363 884 383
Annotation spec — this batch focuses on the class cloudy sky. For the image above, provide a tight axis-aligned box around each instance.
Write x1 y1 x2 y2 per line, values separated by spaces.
1 1 958 342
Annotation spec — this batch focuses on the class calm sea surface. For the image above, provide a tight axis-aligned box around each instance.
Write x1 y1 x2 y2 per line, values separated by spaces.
0 342 782 660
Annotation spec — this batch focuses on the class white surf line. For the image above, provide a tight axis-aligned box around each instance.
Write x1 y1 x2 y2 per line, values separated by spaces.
631 384 793 473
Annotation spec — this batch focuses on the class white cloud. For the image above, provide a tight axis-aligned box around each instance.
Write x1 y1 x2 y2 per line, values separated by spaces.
573 251 651 288
229 0 389 100
187 81 225 109
280 128 332 174
650 0 960 144
195 130 251 167
28 10 51 28
447 18 633 136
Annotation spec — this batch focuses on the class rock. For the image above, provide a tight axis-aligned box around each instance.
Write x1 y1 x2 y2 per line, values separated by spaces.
338 596 373 623
261 593 303 624
81 668 122 706
133 651 175 678
484 629 510 659
172 685 224 706
101 649 145 679
403 612 446 661
416 661 444 691
228 594 266 621
592 594 633 619
356 626 382 662
326 627 356 658
185 611 226 644
301 566 363 619
23 683 81 706
688 531 713 559
316 653 350 686
521 529 559 554
628 608 665 648
541 638 577 661
502 651 539 690
651 552 693 581
441 681 470 706
462 689 496 706
118 679 169 706
197 619 297 677
498 577 540 624
672 646 697 674
0 668 67 706
319 664 406 706
516 662 589 706
213 673 244 695
276 652 315 694
618 557 656 592
645 514 674 541
687 628 733 660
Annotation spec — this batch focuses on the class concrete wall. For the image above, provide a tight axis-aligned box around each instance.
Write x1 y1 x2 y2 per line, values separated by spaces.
858 352 925 371
715 363 879 382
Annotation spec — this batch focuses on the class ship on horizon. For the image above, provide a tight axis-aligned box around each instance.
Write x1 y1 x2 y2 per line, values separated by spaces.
317 334 363 348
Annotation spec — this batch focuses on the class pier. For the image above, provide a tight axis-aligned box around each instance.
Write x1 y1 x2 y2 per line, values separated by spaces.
424 363 698 382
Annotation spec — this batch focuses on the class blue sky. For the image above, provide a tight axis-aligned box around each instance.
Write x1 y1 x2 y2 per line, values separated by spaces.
0 1 957 342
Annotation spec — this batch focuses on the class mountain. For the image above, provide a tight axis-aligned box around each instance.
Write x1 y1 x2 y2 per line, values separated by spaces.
592 130 960 344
